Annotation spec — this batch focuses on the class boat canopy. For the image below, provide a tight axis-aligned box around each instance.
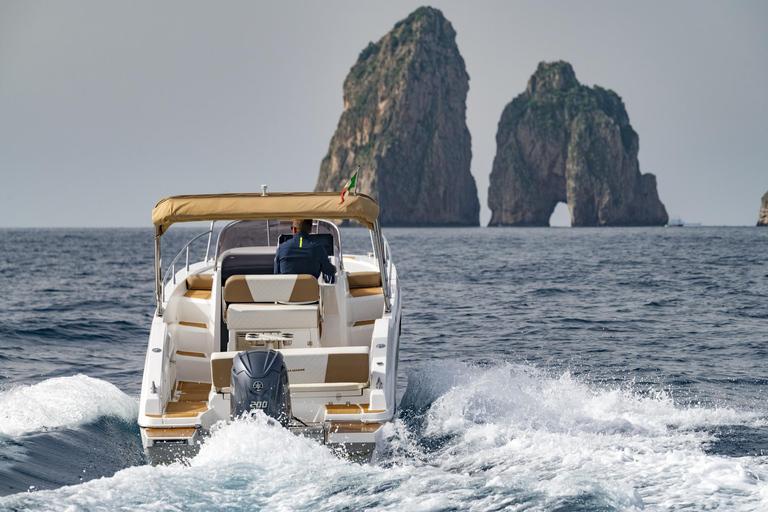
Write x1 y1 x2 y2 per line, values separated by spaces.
152 193 379 235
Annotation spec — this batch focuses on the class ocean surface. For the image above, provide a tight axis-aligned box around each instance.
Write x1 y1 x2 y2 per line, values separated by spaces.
0 226 767 511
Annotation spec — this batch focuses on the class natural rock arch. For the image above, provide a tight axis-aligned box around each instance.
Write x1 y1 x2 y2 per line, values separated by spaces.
488 62 668 227
549 201 572 227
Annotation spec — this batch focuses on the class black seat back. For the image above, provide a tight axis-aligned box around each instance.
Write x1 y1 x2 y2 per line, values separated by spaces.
219 248 277 283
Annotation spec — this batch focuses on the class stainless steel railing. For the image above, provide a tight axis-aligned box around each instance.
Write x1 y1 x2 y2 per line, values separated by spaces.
160 223 215 302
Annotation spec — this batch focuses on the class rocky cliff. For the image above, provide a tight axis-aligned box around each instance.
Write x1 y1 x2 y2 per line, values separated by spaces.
758 192 768 226
315 7 479 226
488 61 668 227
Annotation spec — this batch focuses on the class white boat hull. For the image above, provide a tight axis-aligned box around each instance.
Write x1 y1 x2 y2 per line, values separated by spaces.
138 219 401 463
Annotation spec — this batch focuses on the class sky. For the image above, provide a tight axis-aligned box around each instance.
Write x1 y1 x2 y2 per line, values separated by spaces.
1 1 766 227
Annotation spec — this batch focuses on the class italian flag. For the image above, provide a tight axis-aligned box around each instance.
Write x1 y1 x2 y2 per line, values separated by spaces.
339 170 358 204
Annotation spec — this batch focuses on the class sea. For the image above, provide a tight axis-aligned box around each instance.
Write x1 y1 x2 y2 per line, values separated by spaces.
0 226 767 511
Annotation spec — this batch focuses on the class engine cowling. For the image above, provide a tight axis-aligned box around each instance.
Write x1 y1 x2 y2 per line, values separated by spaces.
231 349 292 426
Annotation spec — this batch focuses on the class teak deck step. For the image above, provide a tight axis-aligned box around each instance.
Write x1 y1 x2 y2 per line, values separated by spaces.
349 287 383 298
326 404 361 415
179 321 207 329
186 274 213 291
164 401 208 418
325 403 385 415
328 422 382 434
177 381 209 391
145 427 197 438
184 289 212 300
176 350 207 358
176 381 210 402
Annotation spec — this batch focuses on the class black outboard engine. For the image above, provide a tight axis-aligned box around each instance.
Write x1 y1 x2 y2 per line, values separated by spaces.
231 350 292 426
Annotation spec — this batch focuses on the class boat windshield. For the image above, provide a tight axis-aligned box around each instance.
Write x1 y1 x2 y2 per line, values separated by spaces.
215 220 342 259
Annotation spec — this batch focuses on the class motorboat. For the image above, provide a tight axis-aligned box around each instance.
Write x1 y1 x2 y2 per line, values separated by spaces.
138 192 401 463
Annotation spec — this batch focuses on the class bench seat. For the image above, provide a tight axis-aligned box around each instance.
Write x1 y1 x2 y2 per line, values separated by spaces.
224 274 319 303
210 346 370 395
281 347 369 389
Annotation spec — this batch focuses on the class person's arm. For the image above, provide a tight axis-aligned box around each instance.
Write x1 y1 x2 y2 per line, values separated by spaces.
316 246 336 276
273 249 280 274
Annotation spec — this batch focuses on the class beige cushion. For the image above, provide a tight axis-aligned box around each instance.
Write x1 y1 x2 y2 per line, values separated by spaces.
187 274 213 290
210 348 370 392
281 347 369 387
210 351 241 391
349 286 383 297
348 271 381 289
224 274 319 303
226 304 319 330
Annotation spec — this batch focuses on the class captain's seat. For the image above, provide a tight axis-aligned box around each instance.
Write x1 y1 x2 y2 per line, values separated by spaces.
223 274 321 350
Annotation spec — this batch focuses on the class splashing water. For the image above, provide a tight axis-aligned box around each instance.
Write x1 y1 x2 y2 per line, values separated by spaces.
0 375 138 438
387 361 768 510
2 363 767 511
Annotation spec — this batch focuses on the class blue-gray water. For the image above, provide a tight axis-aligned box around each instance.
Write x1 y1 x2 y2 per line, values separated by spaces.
0 227 767 510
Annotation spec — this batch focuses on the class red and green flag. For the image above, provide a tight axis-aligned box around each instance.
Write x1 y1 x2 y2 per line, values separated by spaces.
339 170 358 204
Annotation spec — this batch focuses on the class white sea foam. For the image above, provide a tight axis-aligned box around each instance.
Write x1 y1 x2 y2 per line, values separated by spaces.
0 375 137 437
402 362 768 510
2 363 767 511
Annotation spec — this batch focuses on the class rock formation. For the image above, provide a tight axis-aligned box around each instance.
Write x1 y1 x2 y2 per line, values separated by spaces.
315 7 479 226
758 192 768 226
488 61 668 227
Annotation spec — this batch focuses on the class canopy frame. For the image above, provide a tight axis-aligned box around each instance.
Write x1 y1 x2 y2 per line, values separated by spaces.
152 192 379 235
151 192 389 316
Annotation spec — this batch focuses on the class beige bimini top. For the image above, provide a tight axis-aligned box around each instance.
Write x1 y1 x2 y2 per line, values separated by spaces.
152 192 379 235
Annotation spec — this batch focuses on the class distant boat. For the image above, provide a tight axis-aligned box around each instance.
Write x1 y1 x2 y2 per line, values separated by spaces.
665 216 684 227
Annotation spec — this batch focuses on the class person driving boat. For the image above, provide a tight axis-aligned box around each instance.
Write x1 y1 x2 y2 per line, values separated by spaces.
274 219 336 279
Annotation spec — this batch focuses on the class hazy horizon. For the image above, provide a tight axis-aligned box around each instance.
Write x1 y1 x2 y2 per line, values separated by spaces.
2 1 766 227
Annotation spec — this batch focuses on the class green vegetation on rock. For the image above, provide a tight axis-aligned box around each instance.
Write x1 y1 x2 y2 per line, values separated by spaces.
315 6 479 226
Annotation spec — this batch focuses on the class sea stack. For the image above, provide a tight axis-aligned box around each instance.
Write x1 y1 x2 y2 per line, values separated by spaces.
488 61 668 227
315 7 479 226
758 192 768 226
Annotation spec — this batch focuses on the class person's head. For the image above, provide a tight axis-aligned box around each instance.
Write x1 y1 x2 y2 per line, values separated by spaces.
292 219 313 234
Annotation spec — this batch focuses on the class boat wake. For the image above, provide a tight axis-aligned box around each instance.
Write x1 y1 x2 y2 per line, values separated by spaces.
385 361 768 510
0 375 138 438
2 363 767 510
0 375 142 495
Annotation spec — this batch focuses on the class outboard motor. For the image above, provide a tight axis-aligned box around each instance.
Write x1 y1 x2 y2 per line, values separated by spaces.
231 350 292 426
